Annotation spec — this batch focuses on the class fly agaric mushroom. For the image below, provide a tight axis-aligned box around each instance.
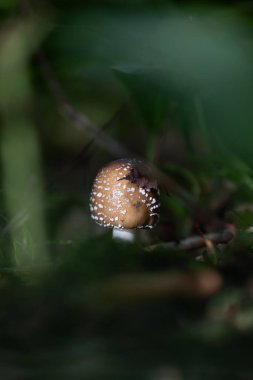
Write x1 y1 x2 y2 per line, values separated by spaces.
90 158 160 241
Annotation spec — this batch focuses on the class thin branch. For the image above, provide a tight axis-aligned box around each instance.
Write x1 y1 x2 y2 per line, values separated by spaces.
37 51 130 158
146 225 236 252
37 52 195 206
91 269 223 301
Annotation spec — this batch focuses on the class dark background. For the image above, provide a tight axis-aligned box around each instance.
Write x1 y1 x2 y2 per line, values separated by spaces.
1 1 253 379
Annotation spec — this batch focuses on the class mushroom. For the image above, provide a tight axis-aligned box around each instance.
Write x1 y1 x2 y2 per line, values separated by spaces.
90 158 160 241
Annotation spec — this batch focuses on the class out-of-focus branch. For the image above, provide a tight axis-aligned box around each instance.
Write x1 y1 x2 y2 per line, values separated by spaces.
37 52 195 205
91 270 223 304
37 51 130 158
146 225 236 252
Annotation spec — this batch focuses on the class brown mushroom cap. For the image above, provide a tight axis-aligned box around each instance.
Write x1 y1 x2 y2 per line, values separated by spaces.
90 158 160 230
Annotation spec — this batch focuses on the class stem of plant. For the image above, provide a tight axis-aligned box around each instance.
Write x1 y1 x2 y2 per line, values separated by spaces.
112 229 135 242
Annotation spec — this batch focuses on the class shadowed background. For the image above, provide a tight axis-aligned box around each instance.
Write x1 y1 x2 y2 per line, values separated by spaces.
1 1 253 379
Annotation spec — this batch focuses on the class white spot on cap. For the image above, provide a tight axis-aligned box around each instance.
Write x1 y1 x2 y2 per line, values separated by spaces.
114 190 123 197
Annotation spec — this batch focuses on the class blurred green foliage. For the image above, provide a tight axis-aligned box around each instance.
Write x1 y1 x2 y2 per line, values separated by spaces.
1 1 253 379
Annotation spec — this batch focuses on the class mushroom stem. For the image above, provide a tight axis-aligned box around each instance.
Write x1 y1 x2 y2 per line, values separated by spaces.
112 229 135 242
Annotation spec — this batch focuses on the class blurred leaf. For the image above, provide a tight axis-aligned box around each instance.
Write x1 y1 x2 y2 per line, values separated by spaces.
49 7 253 160
113 69 170 132
0 17 50 109
163 163 201 198
0 17 50 269
0 0 18 10
218 155 253 195
233 210 253 230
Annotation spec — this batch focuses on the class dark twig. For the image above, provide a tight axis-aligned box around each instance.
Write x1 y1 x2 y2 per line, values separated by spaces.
37 51 130 158
91 269 223 301
37 52 195 206
146 225 236 252
48 103 130 187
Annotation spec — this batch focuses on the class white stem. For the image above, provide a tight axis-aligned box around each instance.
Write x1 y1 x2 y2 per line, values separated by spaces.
112 229 135 242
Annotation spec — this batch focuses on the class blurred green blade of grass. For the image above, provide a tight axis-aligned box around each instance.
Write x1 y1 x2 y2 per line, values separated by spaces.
1 119 48 268
0 17 49 269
